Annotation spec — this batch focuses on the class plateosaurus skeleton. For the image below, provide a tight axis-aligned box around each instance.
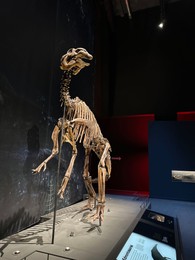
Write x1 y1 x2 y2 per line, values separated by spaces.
33 48 112 222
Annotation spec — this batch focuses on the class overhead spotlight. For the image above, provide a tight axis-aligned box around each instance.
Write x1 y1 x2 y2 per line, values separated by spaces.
158 0 166 29
158 20 165 29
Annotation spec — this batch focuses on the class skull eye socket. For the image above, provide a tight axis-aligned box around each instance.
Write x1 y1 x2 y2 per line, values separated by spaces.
67 56 73 62
75 48 81 53
67 48 73 53
75 48 86 53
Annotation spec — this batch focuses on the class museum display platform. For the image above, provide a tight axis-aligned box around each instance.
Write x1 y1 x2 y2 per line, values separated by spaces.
0 194 149 260
0 194 187 260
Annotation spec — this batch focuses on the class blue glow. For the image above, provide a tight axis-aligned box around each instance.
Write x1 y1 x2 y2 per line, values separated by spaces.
117 232 177 260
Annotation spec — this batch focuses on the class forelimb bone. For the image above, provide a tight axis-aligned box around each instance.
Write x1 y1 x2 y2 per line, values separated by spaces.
32 124 60 174
57 124 78 199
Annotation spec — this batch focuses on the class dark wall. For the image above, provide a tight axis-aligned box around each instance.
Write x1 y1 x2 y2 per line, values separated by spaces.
93 1 195 198
0 0 96 239
149 121 195 201
98 1 195 118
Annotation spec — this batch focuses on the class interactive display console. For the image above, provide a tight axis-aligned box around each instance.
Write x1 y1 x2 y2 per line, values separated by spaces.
116 209 182 260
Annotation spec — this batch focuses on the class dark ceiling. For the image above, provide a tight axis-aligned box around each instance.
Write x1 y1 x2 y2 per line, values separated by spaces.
106 0 181 18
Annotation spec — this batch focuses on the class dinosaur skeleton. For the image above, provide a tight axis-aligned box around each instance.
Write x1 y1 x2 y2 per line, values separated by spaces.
33 48 112 222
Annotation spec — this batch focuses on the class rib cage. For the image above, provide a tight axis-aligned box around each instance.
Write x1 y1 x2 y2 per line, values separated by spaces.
66 97 103 148
60 70 103 148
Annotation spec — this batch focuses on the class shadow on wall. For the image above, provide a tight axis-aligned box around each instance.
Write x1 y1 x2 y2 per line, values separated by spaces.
0 73 86 240
0 208 38 241
0 0 96 240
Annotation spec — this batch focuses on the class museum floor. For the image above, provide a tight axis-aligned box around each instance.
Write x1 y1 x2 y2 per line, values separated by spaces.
0 194 195 260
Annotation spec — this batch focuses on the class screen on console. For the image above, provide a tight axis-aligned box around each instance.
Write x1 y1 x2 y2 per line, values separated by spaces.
116 232 177 260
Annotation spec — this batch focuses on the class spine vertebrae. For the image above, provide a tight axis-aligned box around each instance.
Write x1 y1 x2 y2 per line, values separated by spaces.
60 70 72 106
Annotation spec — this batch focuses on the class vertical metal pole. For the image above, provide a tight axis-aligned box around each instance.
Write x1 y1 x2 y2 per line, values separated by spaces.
51 105 66 244
51 0 61 244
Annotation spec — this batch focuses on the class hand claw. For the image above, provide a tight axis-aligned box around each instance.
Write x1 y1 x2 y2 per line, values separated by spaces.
57 189 64 199
32 168 40 175
43 163 47 172
32 169 37 175
60 194 64 199
32 162 47 174
106 174 111 181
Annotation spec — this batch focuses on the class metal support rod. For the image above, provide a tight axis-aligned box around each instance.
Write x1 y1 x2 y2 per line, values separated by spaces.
51 105 66 244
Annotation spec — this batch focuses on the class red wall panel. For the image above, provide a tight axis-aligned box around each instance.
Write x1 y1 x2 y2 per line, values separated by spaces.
177 111 195 121
100 114 154 196
96 111 195 196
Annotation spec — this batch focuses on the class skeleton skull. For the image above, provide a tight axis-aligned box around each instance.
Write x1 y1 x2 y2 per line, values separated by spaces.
60 48 93 75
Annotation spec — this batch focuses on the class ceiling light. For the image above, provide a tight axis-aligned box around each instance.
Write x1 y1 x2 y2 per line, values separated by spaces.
158 0 166 29
158 20 165 29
